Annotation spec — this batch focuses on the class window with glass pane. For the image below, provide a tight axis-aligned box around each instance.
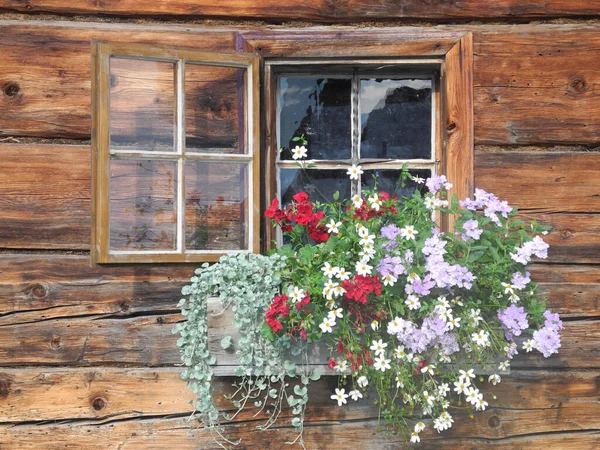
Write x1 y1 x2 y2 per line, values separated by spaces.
276 67 437 210
92 42 260 263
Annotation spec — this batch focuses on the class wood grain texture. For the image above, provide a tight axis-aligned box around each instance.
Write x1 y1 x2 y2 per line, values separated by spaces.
0 309 595 368
1 0 599 21
2 22 600 145
472 25 600 144
0 368 597 446
475 151 600 213
0 20 235 140
3 144 600 266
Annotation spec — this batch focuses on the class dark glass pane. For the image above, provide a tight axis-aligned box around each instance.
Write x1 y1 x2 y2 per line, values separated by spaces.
185 161 248 250
185 64 245 154
360 79 432 159
362 169 430 199
110 58 175 152
279 77 352 160
109 160 177 251
280 169 351 206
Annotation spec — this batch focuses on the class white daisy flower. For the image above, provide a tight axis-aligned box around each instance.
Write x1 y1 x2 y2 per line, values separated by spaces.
326 219 342 234
488 374 501 385
288 286 305 303
370 339 388 357
348 389 363 401
351 194 363 208
346 164 363 180
373 356 391 372
355 261 373 276
330 388 349 406
382 274 397 287
400 225 418 240
405 295 421 311
335 267 351 281
370 319 379 331
523 339 535 352
291 145 307 160
357 376 369 388
368 193 382 211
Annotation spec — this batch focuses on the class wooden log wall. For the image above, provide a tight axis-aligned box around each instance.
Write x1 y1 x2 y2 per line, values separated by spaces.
0 5 599 449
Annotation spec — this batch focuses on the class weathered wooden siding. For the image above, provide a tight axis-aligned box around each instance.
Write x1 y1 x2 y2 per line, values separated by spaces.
1 0 600 21
0 11 599 450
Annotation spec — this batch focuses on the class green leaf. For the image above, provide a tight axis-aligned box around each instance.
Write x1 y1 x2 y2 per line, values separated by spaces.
333 191 340 201
220 335 232 350
451 193 459 211
294 385 308 396
468 250 485 263
261 321 276 342
268 388 278 398
309 369 321 381
287 396 298 406
291 417 302 427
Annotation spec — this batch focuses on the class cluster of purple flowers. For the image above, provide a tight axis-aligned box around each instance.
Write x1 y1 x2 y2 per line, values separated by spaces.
460 219 482 240
422 232 475 290
380 224 401 251
511 271 531 289
532 311 563 357
511 236 550 265
460 188 512 226
377 255 407 278
392 315 459 356
497 305 529 340
425 174 453 195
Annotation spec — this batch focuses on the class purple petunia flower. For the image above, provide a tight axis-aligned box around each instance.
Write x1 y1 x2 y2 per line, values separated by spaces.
461 219 482 240
426 174 453 195
532 326 561 358
497 305 529 341
511 271 531 290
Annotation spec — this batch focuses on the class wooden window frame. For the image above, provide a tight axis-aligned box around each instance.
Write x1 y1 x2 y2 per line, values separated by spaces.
237 30 474 247
91 41 261 264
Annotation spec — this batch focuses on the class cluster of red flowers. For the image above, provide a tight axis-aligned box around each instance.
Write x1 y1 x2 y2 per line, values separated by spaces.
342 275 382 304
328 341 374 372
264 192 330 243
350 191 398 220
265 294 290 332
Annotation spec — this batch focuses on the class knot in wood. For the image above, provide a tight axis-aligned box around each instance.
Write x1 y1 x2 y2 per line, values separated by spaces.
487 415 500 428
0 378 11 398
568 77 587 94
446 121 457 134
92 397 107 411
50 336 62 350
119 302 130 312
3 82 20 98
560 229 573 239
31 283 48 298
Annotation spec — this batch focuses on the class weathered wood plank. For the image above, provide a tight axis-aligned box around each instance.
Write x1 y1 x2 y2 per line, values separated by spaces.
0 368 194 421
1 0 599 21
2 144 600 264
0 144 90 249
2 256 597 327
2 22 600 145
473 26 600 144
1 416 598 449
0 368 597 443
0 254 193 326
0 309 595 368
0 21 235 140
475 151 600 213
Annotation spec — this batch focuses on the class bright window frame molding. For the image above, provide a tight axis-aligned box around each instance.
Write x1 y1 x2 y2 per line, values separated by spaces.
91 41 260 264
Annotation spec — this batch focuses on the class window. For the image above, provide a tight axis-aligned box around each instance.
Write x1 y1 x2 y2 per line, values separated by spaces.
273 64 438 213
91 42 260 263
92 31 473 264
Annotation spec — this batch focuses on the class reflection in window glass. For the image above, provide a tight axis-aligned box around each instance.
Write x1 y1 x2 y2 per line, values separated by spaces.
360 79 432 159
185 161 248 251
109 160 177 251
185 64 245 154
279 77 352 160
362 169 430 199
280 169 351 206
110 58 176 152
